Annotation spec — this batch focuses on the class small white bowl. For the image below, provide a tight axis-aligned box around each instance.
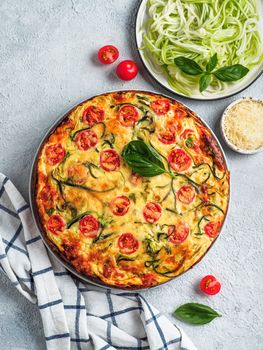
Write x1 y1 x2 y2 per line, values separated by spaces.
220 97 263 154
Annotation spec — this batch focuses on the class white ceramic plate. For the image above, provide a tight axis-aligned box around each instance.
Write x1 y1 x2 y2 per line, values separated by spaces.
135 0 263 100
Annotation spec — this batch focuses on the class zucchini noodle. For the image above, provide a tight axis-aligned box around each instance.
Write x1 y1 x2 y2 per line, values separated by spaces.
141 0 263 96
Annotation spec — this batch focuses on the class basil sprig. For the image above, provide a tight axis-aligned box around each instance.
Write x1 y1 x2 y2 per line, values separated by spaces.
174 303 221 325
174 54 249 93
122 140 168 177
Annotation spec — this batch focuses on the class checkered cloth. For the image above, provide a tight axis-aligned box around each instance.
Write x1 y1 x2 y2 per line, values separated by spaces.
0 173 197 350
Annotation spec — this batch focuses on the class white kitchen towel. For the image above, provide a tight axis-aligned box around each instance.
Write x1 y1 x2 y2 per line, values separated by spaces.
0 173 197 350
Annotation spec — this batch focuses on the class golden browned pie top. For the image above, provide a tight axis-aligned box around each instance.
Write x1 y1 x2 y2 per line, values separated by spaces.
35 91 229 289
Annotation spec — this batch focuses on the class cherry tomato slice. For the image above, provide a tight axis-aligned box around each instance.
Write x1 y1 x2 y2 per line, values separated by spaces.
180 129 194 139
151 99 170 115
200 275 221 295
48 214 65 235
117 105 139 127
143 202 162 224
204 221 221 238
110 196 130 216
100 149 120 172
168 149 192 172
76 130 98 151
45 144 65 165
98 45 119 64
177 185 195 204
82 106 104 126
116 60 138 81
168 222 189 245
79 215 100 238
118 233 139 254
158 129 176 144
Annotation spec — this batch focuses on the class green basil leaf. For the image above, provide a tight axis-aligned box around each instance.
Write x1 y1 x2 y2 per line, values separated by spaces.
199 74 212 92
213 64 249 82
206 53 218 73
174 303 221 325
174 57 203 76
122 140 166 177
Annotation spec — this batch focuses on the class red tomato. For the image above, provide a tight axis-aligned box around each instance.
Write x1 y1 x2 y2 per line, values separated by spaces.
98 45 119 64
117 105 139 127
116 60 138 81
204 221 221 238
110 196 130 216
168 149 192 172
76 130 98 151
168 222 189 244
158 129 176 144
48 214 65 235
143 202 162 224
100 149 120 172
180 129 194 139
151 99 170 115
45 144 65 166
200 275 221 295
118 233 139 254
79 215 100 238
177 185 195 204
82 106 104 126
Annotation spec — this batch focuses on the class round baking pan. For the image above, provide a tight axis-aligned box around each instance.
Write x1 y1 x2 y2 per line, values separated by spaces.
29 90 230 291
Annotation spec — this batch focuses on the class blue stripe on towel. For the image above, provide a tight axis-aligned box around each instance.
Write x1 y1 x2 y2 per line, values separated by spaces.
45 333 70 341
26 236 41 245
140 295 168 350
39 299 63 309
5 223 23 254
32 266 53 277
17 204 29 214
0 203 19 218
0 177 8 198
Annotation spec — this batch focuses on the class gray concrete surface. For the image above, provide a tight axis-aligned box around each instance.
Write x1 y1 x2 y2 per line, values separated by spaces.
0 1 263 349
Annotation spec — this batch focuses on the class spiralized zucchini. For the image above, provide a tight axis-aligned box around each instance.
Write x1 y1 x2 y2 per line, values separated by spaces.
142 0 263 96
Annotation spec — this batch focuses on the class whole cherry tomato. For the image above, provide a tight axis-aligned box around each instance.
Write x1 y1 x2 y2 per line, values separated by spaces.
116 60 138 81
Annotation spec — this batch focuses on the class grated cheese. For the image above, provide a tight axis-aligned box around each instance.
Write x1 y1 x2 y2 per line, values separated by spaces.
223 100 263 151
